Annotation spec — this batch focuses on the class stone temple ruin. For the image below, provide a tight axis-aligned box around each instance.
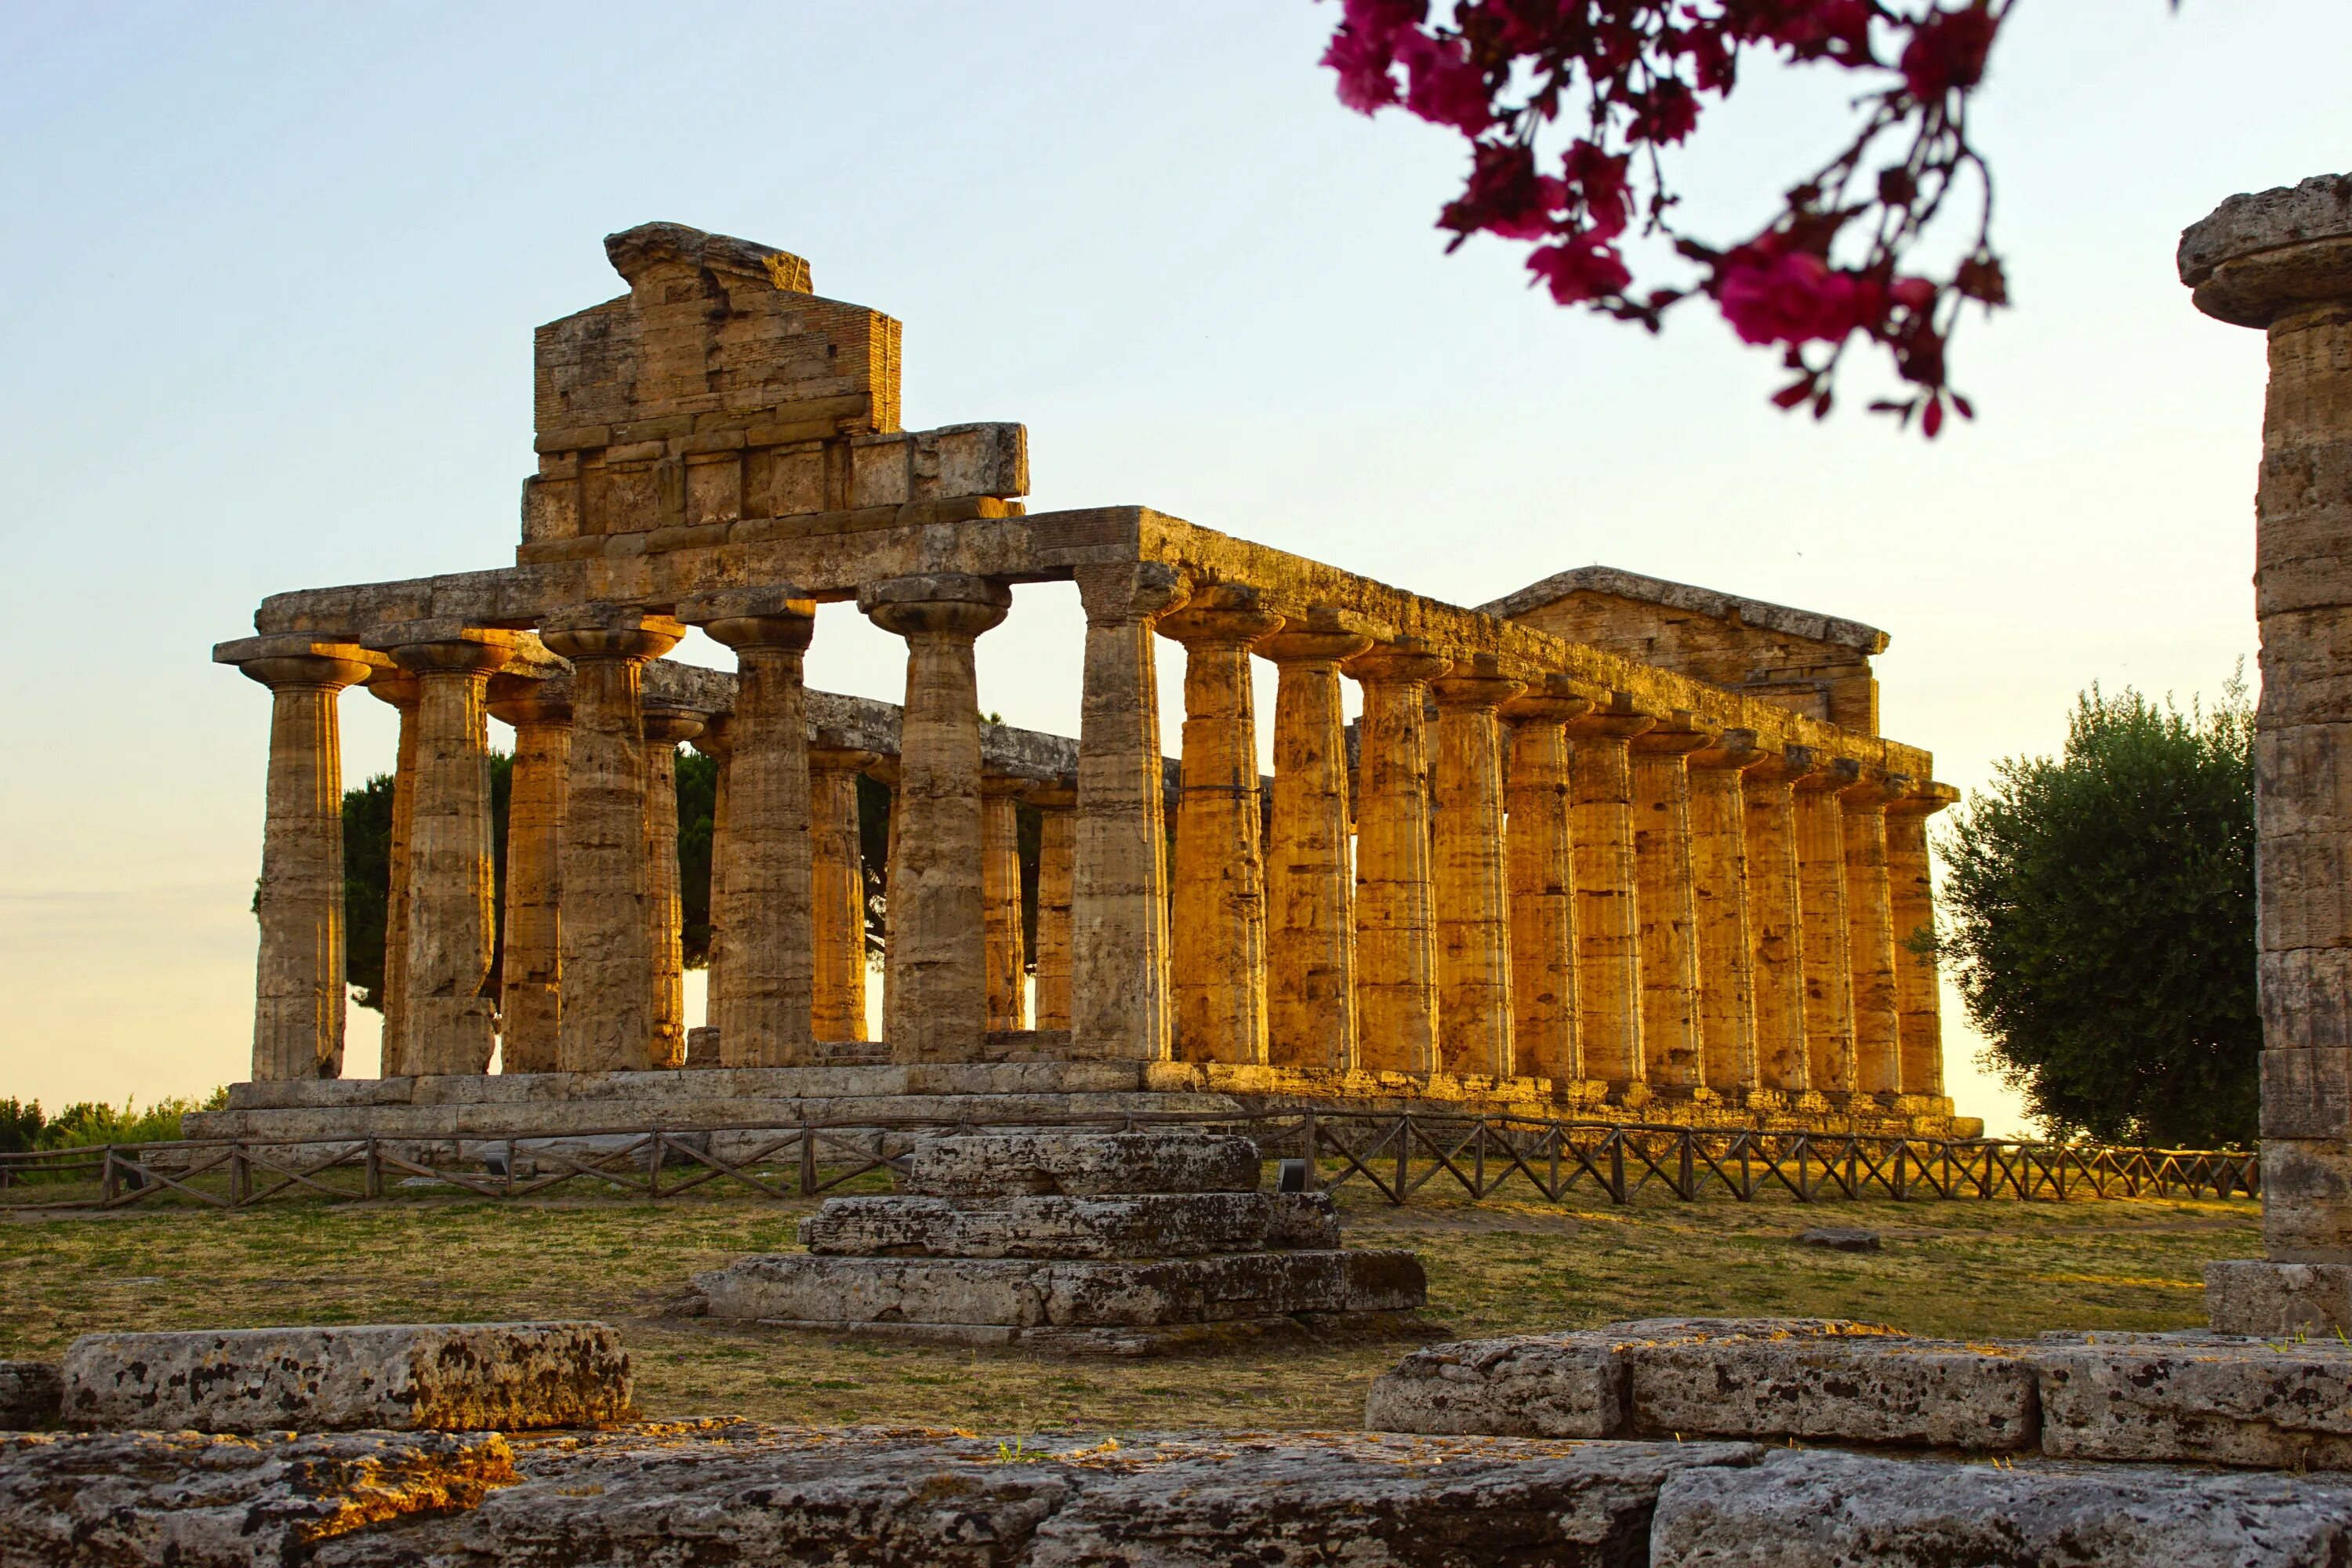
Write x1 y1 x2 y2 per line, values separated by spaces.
200 220 1971 1145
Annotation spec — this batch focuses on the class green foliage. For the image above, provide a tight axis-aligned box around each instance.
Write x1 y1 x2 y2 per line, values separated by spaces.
343 773 396 1008
1938 677 2258 1148
676 747 716 969
0 1099 42 1156
0 1089 228 1151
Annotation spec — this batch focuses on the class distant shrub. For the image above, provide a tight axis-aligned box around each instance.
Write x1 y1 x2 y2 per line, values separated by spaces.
0 1089 228 1152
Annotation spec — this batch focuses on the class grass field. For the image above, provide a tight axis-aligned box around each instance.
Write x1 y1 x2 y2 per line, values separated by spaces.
0 1181 2253 1433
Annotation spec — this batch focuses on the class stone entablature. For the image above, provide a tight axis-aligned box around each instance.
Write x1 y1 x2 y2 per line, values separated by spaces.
216 221 1958 1134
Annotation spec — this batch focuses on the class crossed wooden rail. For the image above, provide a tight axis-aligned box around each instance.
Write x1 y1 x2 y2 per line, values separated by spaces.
0 1112 2260 1212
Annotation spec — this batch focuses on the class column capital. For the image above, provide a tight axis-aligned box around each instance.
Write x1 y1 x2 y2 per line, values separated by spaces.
488 672 572 729
363 666 420 710
1432 654 1526 713
1563 691 1658 742
1746 741 1820 787
1500 673 1595 727
677 586 817 652
1159 583 1283 648
979 771 1033 799
368 622 518 677
1629 710 1722 757
2180 173 2352 328
539 604 684 664
688 710 733 760
858 573 1011 639
642 703 708 746
810 743 881 774
1887 779 1962 818
865 753 902 789
1792 754 1866 795
1022 771 1079 811
1261 606 1379 666
1838 771 1913 811
1346 637 1452 688
1687 728 1770 774
1074 560 1189 626
216 634 385 693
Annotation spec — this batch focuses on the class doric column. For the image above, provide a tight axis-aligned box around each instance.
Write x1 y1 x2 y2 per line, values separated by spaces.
1025 774 1079 1033
488 673 572 1074
1501 677 1592 1087
1840 771 1911 1102
680 588 817 1067
372 623 515 1077
1432 656 1525 1079
2182 181 2352 1303
809 746 879 1044
1792 756 1864 1098
1886 780 1958 1101
858 573 1011 1064
216 634 381 1083
363 670 420 1077
1070 561 1190 1062
1262 610 1374 1073
688 713 733 1054
1631 714 1719 1095
641 702 706 1071
1346 638 1454 1076
1160 586 1283 1065
1740 745 1818 1098
1686 730 1768 1102
1566 700 1657 1094
981 772 1030 1033
539 605 683 1074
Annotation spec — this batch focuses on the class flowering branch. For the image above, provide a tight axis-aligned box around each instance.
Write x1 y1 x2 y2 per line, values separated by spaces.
1323 0 2014 434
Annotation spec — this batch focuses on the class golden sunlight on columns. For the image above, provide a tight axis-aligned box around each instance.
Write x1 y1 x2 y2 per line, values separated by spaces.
1631 713 1719 1097
1025 774 1079 1034
1887 781 1958 1101
220 636 381 1083
858 574 1011 1065
1346 639 1454 1076
1742 745 1818 1100
808 746 878 1044
1160 586 1283 1066
1432 656 1525 1079
539 606 683 1074
1566 699 1657 1097
364 670 421 1077
488 674 572 1074
1793 756 1864 1098
1262 609 1374 1073
641 703 707 1072
1841 771 1911 1102
1069 563 1189 1062
686 713 731 1065
1501 678 1591 1087
1686 730 1768 1103
981 774 1029 1033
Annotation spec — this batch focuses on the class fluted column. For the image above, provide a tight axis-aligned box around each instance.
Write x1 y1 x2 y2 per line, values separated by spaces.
1686 730 1767 1102
1566 702 1656 1094
364 670 420 1077
1024 775 1079 1033
1262 611 1374 1072
1160 588 1282 1065
219 635 379 1083
809 746 879 1043
1069 563 1189 1062
858 573 1011 1064
681 588 817 1067
1630 714 1717 1095
1347 639 1453 1076
1501 678 1591 1087
1432 658 1525 1079
1887 781 1958 1100
1841 771 1910 1102
981 773 1029 1033
488 674 571 1074
688 713 733 1059
540 606 683 1074
1793 757 1864 1098
1741 746 1817 1099
642 703 706 1071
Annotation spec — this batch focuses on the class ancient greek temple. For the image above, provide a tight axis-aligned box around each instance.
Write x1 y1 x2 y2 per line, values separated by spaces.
201 223 1973 1142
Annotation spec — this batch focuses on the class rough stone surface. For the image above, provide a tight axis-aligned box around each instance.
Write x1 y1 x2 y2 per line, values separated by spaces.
1796 1226 1882 1252
899 1131 1261 1198
798 1192 1276 1258
1626 1330 2038 1450
0 1363 60 1431
59 1323 632 1434
2180 172 2352 283
1367 1333 1627 1438
2209 1258 2352 1335
2038 1334 2352 1468
1651 1446 2352 1567
1265 1190 1343 1250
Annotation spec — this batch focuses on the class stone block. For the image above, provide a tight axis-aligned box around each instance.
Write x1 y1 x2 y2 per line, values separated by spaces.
2264 1047 2352 1138
797 1192 1273 1258
2036 1334 2352 1468
60 1323 632 1434
1365 1333 1627 1438
2260 1139 2352 1261
2209 1258 2352 1335
898 1131 1261 1198
1265 1190 1342 1249
1650 1447 2352 1567
695 1248 1423 1329
0 1363 60 1430
1626 1333 2039 1450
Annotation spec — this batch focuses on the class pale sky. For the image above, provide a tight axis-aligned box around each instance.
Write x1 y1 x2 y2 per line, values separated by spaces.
3 2 2339 1136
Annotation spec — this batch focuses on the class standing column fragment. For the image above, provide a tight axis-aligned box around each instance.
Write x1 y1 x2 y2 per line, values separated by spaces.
1566 702 1656 1098
641 703 707 1071
808 746 880 1044
364 671 421 1077
1432 658 1525 1080
1840 772 1910 1102
980 773 1029 1033
1501 679 1591 1088
1631 716 1718 1097
1686 731 1769 1103
488 674 572 1074
1347 640 1454 1076
1793 757 1864 1098
1741 746 1818 1102
1025 775 1079 1033
1886 780 1958 1102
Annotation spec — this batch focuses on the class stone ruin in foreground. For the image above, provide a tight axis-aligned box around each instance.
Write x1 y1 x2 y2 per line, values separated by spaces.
201 220 1971 1146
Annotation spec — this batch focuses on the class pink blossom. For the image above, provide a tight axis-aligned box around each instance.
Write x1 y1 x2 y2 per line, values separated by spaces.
1396 31 1494 134
1322 26 1401 114
1715 245 1874 347
1527 236 1632 305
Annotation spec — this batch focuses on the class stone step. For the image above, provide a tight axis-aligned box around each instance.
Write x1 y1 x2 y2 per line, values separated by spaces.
58 1323 633 1434
694 1248 1425 1328
0 1362 60 1431
800 1192 1276 1258
898 1130 1262 1197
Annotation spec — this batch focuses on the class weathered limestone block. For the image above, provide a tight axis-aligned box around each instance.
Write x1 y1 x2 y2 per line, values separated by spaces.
0 1428 517 1567
900 1131 1261 1197
1266 1190 1343 1250
1686 731 1766 1098
1793 757 1863 1095
1741 746 1816 1096
1349 641 1454 1076
59 1323 633 1434
1566 703 1656 1091
1264 612 1374 1073
694 1249 1426 1328
1840 772 1909 1100
1432 659 1524 1080
1627 1330 2038 1450
798 1192 1274 1258
0 1363 60 1430
1649 1446 2352 1568
2209 1258 2352 1335
1366 1333 1626 1437
1632 715 1717 1093
1502 680 1591 1086
2036 1334 2352 1468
